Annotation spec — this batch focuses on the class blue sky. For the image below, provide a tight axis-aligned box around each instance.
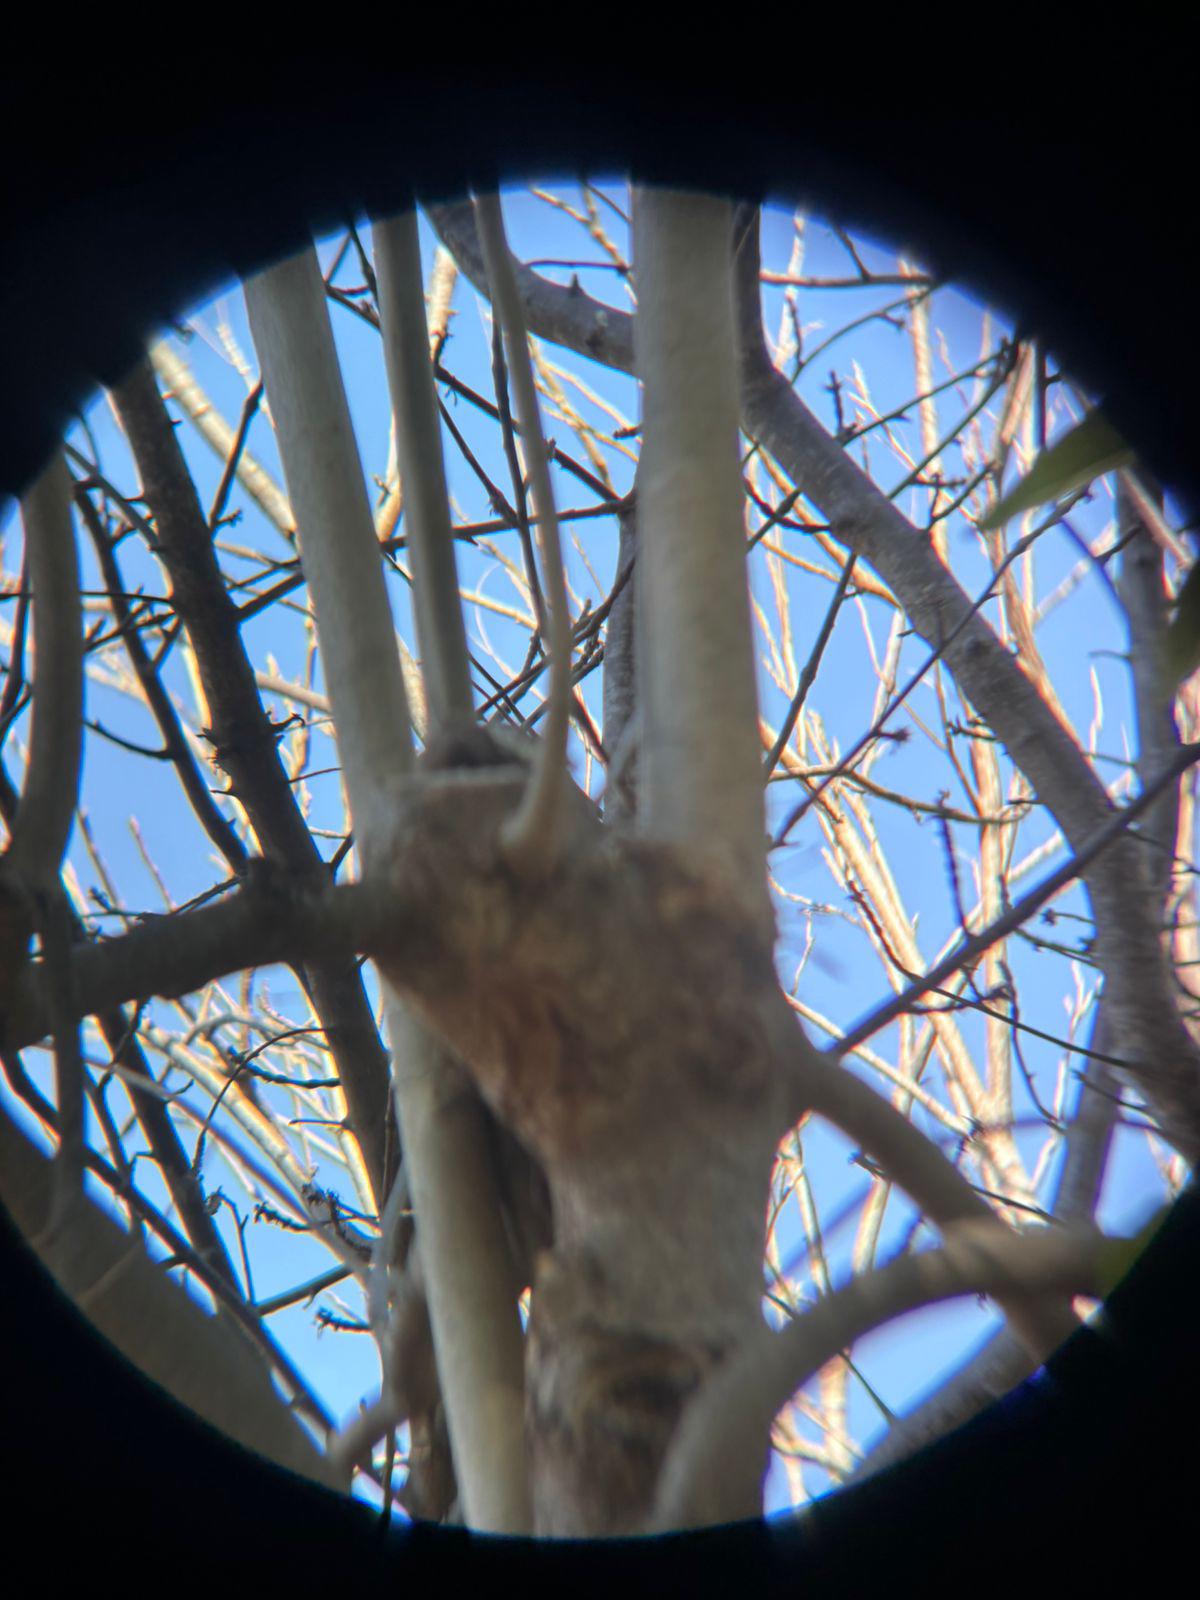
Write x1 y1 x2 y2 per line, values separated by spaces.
0 181 1186 1516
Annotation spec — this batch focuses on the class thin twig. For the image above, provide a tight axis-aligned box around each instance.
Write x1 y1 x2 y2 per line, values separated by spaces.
765 554 857 776
774 505 1078 846
834 740 1200 1059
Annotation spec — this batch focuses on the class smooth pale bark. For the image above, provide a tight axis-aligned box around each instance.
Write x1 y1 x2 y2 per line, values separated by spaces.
372 211 474 726
631 189 768 918
243 250 413 844
244 247 531 1534
149 339 295 536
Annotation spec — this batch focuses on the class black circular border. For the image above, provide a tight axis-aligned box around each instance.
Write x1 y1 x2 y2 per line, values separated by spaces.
2 52 1196 1588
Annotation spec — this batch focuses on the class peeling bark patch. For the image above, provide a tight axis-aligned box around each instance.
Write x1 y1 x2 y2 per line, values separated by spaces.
525 1297 727 1537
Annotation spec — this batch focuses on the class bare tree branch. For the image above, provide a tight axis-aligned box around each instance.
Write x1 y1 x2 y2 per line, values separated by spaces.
473 191 571 880
431 197 1200 1156
428 199 636 375
834 479 1186 1484
372 210 474 728
245 243 532 1534
73 484 250 872
149 338 295 536
3 454 85 1231
4 454 83 887
1 874 396 1052
242 255 415 834
731 211 1200 1163
601 496 638 821
832 741 1200 1061
632 188 769 917
772 997 1080 1361
650 1220 1102 1532
110 357 396 1200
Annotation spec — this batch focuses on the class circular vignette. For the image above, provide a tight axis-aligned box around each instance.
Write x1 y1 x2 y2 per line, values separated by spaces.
1 64 1197 1585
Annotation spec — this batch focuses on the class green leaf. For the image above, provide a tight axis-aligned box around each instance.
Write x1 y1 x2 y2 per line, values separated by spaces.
1162 559 1200 689
1095 1202 1174 1298
978 410 1134 530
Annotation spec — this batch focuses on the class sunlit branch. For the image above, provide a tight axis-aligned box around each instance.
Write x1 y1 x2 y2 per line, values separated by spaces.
247 238 532 1534
149 339 295 536
243 248 415 837
373 211 474 728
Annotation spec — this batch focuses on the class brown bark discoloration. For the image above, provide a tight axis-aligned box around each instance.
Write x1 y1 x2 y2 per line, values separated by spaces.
374 727 788 1532
526 1249 728 1536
